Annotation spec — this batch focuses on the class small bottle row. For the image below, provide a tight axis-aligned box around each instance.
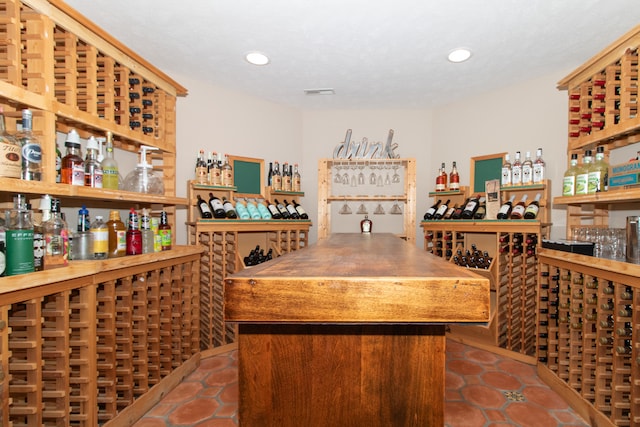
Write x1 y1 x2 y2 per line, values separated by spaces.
243 245 273 267
562 147 608 196
451 244 493 270
268 160 302 192
424 231 465 258
499 233 537 256
194 151 234 187
433 161 460 192
196 193 308 220
0 194 172 277
423 193 542 221
501 148 546 186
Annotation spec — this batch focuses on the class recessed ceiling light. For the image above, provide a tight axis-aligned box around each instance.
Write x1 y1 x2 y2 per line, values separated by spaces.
245 51 270 66
304 88 335 95
448 48 472 63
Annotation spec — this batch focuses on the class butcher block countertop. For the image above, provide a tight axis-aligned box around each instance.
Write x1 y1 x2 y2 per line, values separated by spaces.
224 232 490 324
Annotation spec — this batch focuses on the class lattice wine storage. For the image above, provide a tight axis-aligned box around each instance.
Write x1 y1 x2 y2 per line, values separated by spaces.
538 255 640 426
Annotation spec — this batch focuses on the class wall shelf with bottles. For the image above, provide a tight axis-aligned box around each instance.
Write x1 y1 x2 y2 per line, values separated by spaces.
317 158 416 243
538 23 640 426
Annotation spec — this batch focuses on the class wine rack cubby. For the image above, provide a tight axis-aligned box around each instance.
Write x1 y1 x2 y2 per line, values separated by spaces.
538 252 640 426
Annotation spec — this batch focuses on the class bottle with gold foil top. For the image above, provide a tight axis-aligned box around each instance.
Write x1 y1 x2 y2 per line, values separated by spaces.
106 210 126 258
0 107 22 179
360 215 372 233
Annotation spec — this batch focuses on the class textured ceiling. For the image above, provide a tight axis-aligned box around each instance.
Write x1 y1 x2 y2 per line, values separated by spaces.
63 0 640 109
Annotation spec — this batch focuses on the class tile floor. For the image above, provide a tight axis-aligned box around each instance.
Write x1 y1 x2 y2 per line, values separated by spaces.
133 339 589 427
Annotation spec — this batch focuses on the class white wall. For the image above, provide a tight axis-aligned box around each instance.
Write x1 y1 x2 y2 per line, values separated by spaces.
169 68 576 245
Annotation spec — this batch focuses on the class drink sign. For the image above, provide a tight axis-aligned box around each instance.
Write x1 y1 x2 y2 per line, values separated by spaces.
333 129 400 159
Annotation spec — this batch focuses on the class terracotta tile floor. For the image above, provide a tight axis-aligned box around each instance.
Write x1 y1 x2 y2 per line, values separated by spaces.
133 339 589 427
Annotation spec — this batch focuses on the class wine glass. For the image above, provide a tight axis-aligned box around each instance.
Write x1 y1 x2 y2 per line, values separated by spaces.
358 162 365 186
369 163 377 185
374 203 385 215
334 163 342 184
339 201 352 214
356 203 368 214
390 200 403 214
392 162 401 183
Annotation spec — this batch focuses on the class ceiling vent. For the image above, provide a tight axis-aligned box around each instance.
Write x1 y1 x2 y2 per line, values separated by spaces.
304 88 335 95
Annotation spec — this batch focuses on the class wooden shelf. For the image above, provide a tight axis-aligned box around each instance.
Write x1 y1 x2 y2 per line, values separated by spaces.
327 195 407 202
554 187 640 205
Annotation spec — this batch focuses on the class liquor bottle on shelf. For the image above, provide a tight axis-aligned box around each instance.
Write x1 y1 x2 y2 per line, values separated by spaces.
5 194 34 275
61 129 84 186
0 107 21 179
501 153 512 186
293 163 302 192
272 161 282 191
43 198 68 269
101 131 120 190
90 215 108 259
562 153 579 196
55 138 62 183
473 197 486 219
521 151 533 185
210 152 222 186
496 195 515 219
207 193 226 218
523 193 542 219
125 208 143 256
107 210 126 258
263 200 281 219
84 136 103 188
267 162 274 187
588 146 608 193
33 197 50 271
448 162 460 191
140 209 154 254
461 195 480 219
510 194 529 219
159 211 172 251
360 215 372 233
197 195 213 218
222 197 238 219
574 150 592 196
293 200 309 219
433 199 450 220
274 199 291 219
284 200 300 219
195 149 208 184
283 162 292 191
17 108 42 181
221 154 233 187
423 199 441 220
533 148 545 184
435 162 447 191
511 151 522 186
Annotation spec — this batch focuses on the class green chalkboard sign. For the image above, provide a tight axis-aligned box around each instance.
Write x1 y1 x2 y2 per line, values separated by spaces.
230 155 265 197
470 153 506 194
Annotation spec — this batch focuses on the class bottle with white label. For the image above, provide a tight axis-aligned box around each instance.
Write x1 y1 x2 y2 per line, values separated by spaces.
532 148 545 184
501 154 512 186
521 151 533 185
511 151 522 186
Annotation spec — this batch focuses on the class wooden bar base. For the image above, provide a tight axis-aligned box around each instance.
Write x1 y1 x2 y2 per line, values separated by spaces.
237 323 446 427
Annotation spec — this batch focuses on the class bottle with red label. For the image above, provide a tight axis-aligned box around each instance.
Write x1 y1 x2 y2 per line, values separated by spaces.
435 162 447 191
449 161 460 191
126 208 143 255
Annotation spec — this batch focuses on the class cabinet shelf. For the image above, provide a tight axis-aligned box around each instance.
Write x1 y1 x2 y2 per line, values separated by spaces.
327 195 407 202
420 220 546 233
554 187 640 205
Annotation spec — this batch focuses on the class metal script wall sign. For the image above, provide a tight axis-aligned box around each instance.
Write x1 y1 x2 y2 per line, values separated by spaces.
332 129 400 159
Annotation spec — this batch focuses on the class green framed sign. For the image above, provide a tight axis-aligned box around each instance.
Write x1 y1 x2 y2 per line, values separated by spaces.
230 155 265 198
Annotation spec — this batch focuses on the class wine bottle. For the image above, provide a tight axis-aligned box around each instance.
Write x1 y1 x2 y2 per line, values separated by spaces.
245 199 262 219
272 161 282 191
256 199 272 219
221 154 233 187
197 194 213 218
284 199 300 219
562 153 579 196
532 148 545 184
274 199 290 219
433 199 450 220
435 162 447 191
195 149 208 184
423 199 441 220
293 163 302 192
267 162 274 186
501 153 512 186
451 199 467 219
222 197 238 219
265 200 282 219
510 194 529 219
473 197 486 219
293 200 309 219
208 192 226 218
443 203 457 220
496 195 515 219
461 195 480 219
588 146 608 193
521 151 533 185
448 162 459 191
234 199 250 220
511 151 522 186
283 162 292 192
523 193 542 219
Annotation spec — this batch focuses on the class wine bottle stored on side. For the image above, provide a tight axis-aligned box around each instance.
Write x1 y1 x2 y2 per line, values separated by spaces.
496 195 515 219
265 200 282 219
197 195 213 218
293 200 309 219
433 199 450 220
274 199 290 219
461 195 480 219
523 193 542 219
451 199 467 219
473 197 486 219
284 200 300 219
423 199 441 220
208 193 226 218
222 197 238 219
510 194 529 219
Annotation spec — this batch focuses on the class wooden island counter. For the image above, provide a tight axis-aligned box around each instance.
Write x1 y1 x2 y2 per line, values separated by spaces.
224 233 490 426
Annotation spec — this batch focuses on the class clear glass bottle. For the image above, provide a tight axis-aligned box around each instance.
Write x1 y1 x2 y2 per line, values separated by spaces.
521 151 533 185
272 161 282 191
511 151 522 186
575 150 592 196
140 208 155 254
360 215 372 233
532 148 546 184
293 163 301 192
0 107 22 179
501 154 512 186
588 146 608 193
256 199 272 219
562 153 579 196
90 215 109 259
5 194 34 275
234 199 251 220
101 131 120 190
84 136 103 188
61 129 84 185
195 149 208 184
33 196 50 271
210 151 222 186
282 162 292 191
18 108 42 181
222 154 233 187
449 162 460 191
43 198 69 269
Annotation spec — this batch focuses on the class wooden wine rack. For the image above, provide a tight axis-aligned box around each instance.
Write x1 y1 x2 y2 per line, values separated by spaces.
538 251 640 426
0 248 201 427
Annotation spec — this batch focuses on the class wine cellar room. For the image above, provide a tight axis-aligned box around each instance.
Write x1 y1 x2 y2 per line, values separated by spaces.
3 0 640 426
